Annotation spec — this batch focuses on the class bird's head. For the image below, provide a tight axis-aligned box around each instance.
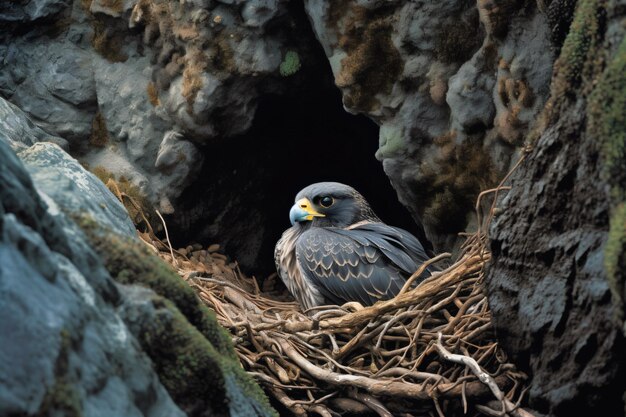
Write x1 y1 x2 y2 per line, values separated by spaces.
289 182 379 227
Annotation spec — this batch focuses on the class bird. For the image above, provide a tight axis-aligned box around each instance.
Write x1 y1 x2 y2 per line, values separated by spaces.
274 182 437 311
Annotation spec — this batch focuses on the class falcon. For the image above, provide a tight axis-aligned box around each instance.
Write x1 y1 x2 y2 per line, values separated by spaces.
274 182 437 310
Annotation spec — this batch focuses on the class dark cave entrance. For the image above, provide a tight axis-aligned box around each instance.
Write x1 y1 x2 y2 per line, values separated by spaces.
166 1 427 277
168 84 428 277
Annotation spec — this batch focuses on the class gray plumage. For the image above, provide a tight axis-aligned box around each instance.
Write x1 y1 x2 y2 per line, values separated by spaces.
275 182 436 310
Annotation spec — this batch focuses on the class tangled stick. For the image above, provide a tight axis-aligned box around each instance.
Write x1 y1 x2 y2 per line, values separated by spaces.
436 333 535 417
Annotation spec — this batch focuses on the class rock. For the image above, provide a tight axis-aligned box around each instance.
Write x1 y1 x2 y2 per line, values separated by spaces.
303 0 554 251
0 0 564 260
119 286 274 417
0 0 310 228
0 139 185 417
485 1 626 415
19 141 138 239
0 0 71 21
0 97 69 152
0 97 276 416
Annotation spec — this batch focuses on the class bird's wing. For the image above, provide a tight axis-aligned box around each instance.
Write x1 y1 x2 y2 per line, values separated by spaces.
340 222 437 274
295 223 432 306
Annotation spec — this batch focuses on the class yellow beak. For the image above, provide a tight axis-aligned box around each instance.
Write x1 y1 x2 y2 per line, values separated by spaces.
290 198 325 225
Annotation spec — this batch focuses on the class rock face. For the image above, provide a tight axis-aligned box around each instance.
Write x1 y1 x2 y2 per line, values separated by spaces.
0 98 275 416
485 1 626 415
0 97 69 152
0 0 315 216
1 0 555 260
0 140 185 417
303 0 555 250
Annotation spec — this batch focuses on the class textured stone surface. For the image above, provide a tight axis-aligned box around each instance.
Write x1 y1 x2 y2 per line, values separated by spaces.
0 96 276 417
485 1 626 415
0 97 69 152
1 0 555 256
119 286 274 417
303 0 554 251
0 0 313 215
0 139 185 417
20 141 138 238
1 1 624 414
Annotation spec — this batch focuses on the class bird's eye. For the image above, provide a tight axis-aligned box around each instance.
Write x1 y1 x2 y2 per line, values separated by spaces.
319 196 334 208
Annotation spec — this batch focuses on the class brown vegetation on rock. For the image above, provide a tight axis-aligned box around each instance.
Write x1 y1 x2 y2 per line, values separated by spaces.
91 18 129 63
333 5 402 112
89 112 109 148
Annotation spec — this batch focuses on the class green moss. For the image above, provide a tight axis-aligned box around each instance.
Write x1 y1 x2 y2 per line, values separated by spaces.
588 36 626 197
75 219 275 415
38 330 82 417
527 0 606 145
549 0 604 116
279 50 301 77
588 35 626 327
140 295 274 415
77 217 236 359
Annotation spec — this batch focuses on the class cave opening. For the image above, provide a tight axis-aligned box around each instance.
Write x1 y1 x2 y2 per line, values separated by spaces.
166 3 427 278
168 83 428 277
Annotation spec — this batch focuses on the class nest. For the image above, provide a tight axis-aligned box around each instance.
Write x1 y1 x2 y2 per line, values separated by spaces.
117 172 534 416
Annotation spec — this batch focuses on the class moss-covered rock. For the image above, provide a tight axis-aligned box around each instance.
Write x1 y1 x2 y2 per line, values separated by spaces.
548 0 605 118
77 215 234 357
333 5 403 113
486 0 626 414
121 287 274 417
0 137 185 417
76 215 276 417
588 34 626 327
